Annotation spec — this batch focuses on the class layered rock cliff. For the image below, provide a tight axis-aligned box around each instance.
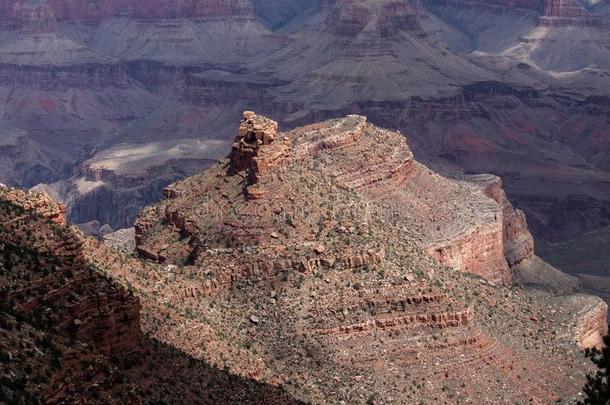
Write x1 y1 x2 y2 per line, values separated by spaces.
541 0 602 26
0 0 124 88
0 185 142 357
0 183 300 404
0 0 254 25
117 113 608 403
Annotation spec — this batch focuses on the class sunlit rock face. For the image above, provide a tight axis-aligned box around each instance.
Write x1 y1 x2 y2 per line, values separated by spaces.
123 113 607 404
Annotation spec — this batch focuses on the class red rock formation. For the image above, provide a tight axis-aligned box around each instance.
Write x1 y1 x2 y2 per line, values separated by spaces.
0 185 67 225
229 111 291 199
123 113 610 403
0 184 142 357
137 113 544 286
479 175 534 268
293 115 417 192
425 221 512 285
295 118 513 284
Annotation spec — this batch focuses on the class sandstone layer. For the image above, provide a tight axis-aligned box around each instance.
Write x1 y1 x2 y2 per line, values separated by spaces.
124 113 608 403
0 184 300 404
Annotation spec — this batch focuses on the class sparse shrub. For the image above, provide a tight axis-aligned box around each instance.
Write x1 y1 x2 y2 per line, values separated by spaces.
580 333 610 404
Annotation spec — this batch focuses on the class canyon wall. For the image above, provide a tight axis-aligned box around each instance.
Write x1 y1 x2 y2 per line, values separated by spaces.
477 174 535 268
424 219 512 285
575 298 609 350
0 185 142 357
424 0 543 13
424 0 601 24
0 0 254 25
541 0 602 26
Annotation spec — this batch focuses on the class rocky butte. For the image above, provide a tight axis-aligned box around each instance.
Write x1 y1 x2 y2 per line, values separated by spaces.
0 0 608 281
119 113 607 403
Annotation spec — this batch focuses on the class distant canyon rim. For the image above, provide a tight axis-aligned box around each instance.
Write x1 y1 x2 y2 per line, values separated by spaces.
0 0 609 284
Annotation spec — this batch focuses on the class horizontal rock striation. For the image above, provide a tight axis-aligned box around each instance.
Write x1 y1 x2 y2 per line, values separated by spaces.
0 0 254 26
305 286 504 384
315 307 474 336
293 115 417 193
478 175 534 268
0 1 129 92
322 0 423 37
574 298 609 350
540 0 602 27
424 219 512 285
134 113 563 288
0 62 128 90
423 0 543 13
0 184 142 357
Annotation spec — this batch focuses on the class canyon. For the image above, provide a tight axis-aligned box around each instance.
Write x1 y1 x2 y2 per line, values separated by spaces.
1 111 607 402
0 2 609 399
0 0 607 245
0 0 607 259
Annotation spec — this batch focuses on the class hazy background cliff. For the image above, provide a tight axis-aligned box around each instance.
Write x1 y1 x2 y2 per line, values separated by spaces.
0 0 608 290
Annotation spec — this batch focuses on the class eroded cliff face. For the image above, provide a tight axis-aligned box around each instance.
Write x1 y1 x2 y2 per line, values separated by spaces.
134 112 583 290
118 113 608 403
0 183 299 405
577 299 609 349
478 175 535 268
322 0 422 36
0 1 127 89
0 185 142 357
541 0 602 26
0 0 254 25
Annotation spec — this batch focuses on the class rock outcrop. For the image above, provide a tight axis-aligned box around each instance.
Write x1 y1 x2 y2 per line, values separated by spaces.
480 175 534 268
0 183 300 404
135 113 582 289
575 298 609 350
541 0 602 26
122 113 608 404
229 111 291 199
0 185 142 357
